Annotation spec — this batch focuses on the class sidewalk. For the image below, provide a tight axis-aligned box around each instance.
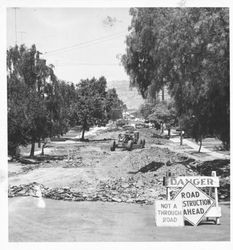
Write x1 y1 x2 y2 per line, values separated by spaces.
169 130 230 160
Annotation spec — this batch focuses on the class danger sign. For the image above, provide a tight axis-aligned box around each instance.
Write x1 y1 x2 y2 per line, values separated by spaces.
166 176 219 188
155 200 184 227
174 181 215 226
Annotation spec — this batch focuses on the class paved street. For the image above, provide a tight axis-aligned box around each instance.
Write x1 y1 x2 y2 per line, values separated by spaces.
9 197 230 242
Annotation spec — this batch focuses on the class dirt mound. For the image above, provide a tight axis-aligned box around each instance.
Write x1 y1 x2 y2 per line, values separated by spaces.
8 127 230 203
190 159 230 201
8 173 165 205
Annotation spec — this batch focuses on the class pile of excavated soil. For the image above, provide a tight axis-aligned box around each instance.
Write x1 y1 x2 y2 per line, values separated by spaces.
8 127 230 203
8 145 198 205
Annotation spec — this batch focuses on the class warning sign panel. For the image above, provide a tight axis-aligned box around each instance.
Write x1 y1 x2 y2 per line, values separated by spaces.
155 200 184 227
174 181 215 226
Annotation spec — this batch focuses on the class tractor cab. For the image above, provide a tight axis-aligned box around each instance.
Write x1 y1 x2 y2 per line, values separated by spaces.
111 130 145 151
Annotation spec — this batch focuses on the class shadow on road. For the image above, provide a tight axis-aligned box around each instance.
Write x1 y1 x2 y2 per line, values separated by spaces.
128 161 164 174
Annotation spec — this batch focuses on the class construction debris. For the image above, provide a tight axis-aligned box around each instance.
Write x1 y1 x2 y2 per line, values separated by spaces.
8 173 166 205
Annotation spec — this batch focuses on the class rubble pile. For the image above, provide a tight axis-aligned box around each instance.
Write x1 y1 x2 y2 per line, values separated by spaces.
8 157 229 202
63 156 86 168
95 174 166 204
128 148 195 177
8 173 167 204
129 147 175 168
63 148 109 168
8 129 230 203
218 178 230 200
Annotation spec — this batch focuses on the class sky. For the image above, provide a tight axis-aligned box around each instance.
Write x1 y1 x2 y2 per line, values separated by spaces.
7 8 132 83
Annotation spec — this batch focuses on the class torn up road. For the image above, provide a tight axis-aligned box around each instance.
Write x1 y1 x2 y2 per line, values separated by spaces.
8 126 230 241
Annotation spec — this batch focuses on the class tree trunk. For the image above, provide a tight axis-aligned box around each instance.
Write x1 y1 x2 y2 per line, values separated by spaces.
81 129 85 141
161 123 164 134
15 146 20 159
41 139 49 155
81 119 87 141
41 143 46 155
198 138 202 153
162 86 165 101
168 128 171 139
38 141 41 148
30 142 35 157
180 131 183 146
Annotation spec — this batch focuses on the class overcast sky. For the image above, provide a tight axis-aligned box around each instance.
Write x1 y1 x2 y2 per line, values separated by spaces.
7 8 132 83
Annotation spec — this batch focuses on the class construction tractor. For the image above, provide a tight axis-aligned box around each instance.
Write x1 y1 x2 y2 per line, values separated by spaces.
110 131 145 151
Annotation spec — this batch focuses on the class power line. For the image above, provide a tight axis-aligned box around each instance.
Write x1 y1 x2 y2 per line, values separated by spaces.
44 31 126 55
44 31 125 54
54 34 123 55
44 33 125 56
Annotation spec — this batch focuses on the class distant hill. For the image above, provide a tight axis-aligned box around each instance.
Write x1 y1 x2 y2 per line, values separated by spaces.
107 80 144 110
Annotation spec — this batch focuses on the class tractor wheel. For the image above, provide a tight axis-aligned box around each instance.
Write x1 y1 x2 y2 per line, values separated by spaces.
110 141 116 151
141 139 145 148
137 139 142 145
127 140 133 151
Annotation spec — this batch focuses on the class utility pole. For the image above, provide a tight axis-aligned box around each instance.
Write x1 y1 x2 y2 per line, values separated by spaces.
13 7 20 45
18 31 26 44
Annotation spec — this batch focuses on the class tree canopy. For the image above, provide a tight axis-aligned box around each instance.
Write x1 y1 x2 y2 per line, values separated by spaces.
148 101 176 126
71 77 125 140
8 45 76 156
106 88 126 121
71 77 108 140
8 45 126 156
122 8 229 148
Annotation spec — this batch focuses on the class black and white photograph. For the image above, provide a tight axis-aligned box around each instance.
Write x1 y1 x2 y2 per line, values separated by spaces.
1 0 231 245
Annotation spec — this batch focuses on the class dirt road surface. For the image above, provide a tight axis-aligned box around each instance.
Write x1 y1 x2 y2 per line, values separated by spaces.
9 197 230 241
8 126 230 241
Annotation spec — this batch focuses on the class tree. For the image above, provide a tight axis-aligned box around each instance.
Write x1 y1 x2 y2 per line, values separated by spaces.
8 76 30 156
71 77 126 140
122 8 229 149
72 77 108 140
7 45 76 157
105 88 125 121
138 103 154 119
8 45 125 156
148 101 177 136
179 115 207 152
7 45 50 156
121 8 173 99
